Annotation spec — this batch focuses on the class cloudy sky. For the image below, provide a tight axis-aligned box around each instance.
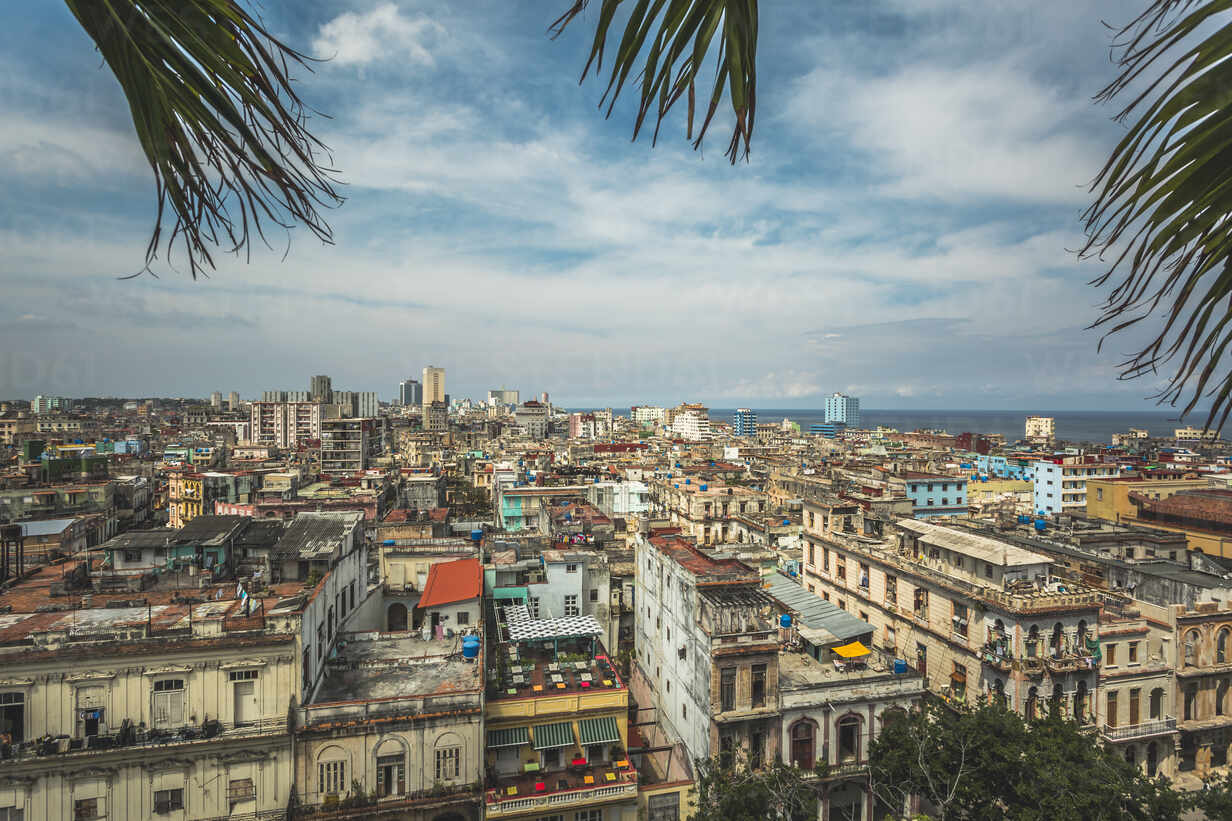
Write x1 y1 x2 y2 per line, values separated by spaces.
0 1 1187 409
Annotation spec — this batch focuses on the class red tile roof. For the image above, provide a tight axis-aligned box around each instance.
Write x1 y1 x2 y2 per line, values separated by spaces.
417 558 482 609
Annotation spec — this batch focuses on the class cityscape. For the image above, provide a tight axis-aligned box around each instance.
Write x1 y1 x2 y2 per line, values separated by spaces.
11 0 1232 819
4 378 1232 819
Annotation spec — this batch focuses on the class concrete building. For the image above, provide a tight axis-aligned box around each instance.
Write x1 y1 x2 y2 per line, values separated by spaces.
400 379 423 407
488 388 519 406
649 478 768 546
825 394 860 429
423 366 446 405
1025 415 1056 442
1034 456 1119 515
514 401 549 439
249 401 324 449
667 404 711 441
310 374 333 403
228 391 240 411
902 472 968 518
32 395 72 414
631 406 665 428
210 391 223 409
733 408 757 437
319 417 376 474
423 401 448 433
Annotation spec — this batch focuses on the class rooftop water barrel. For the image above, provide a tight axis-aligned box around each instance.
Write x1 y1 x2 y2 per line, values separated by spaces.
1034 519 1047 532
383 539 395 546
893 658 908 674
674 484 679 489
780 614 792 628
782 519 791 526
470 529 483 542
462 637 480 659
700 484 707 491
685 479 690 485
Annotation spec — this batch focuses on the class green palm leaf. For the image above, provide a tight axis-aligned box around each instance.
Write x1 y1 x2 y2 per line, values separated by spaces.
550 0 757 163
64 0 343 278
1083 0 1232 430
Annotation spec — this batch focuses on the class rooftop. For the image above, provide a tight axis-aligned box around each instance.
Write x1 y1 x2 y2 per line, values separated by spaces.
418 557 482 609
312 631 483 703
648 534 759 583
764 572 872 643
898 518 1052 567
272 511 361 559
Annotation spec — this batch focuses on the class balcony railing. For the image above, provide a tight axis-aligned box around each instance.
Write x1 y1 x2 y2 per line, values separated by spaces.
0 715 288 763
1101 717 1177 741
485 781 636 818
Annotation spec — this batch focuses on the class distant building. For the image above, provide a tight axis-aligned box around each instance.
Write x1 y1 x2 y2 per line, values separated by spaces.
733 407 758 437
810 422 846 438
1175 426 1218 443
309 374 332 402
1025 415 1055 442
357 391 379 418
1033 456 1118 515
902 472 969 518
319 417 376 473
423 366 446 405
249 401 323 448
422 400 448 433
210 391 222 409
631 405 665 427
516 400 550 439
399 378 422 406
667 403 710 441
825 393 860 428
261 390 309 403
488 387 519 406
227 390 240 411
32 395 71 414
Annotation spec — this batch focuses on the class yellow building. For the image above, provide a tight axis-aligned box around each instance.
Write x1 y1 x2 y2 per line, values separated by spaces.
1085 476 1226 554
483 612 640 821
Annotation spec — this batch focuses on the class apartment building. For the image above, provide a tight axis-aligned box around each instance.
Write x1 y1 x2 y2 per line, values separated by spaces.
648 477 767 546
1033 456 1118 515
483 604 639 821
1025 416 1055 442
901 472 968 518
514 401 549 439
167 470 256 529
801 510 1104 728
249 402 324 449
666 404 711 441
319 417 377 474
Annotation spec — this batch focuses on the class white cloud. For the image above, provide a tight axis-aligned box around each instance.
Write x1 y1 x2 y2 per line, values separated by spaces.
313 3 443 67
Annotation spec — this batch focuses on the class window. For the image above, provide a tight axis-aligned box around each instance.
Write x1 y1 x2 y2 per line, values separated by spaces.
229 669 258 681
885 575 897 605
1220 629 1230 664
1150 688 1164 720
750 731 765 769
836 557 846 581
153 788 184 814
0 808 23 821
566 563 579 574
720 668 736 712
823 548 830 572
456 611 470 625
1128 641 1139 664
74 798 104 820
529 597 541 618
858 563 870 590
837 716 861 763
952 603 969 638
1185 629 1199 666
435 746 460 781
319 760 347 795
1106 691 1118 727
647 791 681 821
790 721 815 768
564 595 579 617
228 778 256 804
589 589 599 602
751 664 766 708
808 543 816 566
576 811 603 821
152 678 185 728
376 753 405 797
682 703 687 719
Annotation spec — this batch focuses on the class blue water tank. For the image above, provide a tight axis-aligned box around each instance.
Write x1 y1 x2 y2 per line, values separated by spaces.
674 484 679 489
383 539 395 546
700 484 707 491
471 529 483 542
1034 519 1047 532
780 614 792 628
685 479 691 485
462 638 480 660
893 658 908 675
594 478 599 484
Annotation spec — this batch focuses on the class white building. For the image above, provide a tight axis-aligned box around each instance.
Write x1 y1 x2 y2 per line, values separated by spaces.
825 393 861 428
1033 456 1118 515
668 404 711 441
631 406 666 427
1026 416 1056 442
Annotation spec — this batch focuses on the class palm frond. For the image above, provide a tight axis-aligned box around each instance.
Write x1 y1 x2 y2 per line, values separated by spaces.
550 0 757 163
1082 0 1232 430
64 0 343 278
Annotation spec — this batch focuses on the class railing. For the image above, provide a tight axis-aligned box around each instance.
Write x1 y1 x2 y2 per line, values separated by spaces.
485 781 636 817
291 784 480 819
1101 717 1177 741
0 715 288 763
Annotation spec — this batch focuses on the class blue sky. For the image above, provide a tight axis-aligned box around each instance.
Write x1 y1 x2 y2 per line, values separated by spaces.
0 0 1191 410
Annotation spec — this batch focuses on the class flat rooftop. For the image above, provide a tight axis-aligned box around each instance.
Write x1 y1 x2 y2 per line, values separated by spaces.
899 518 1052 567
313 632 482 703
777 647 921 689
649 534 759 582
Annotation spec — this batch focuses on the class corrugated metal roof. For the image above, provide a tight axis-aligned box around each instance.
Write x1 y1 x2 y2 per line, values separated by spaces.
19 518 76 537
765 573 870 644
532 721 575 750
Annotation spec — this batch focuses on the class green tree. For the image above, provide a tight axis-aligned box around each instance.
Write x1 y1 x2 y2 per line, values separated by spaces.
870 699 1183 821
691 751 819 821
1187 770 1232 818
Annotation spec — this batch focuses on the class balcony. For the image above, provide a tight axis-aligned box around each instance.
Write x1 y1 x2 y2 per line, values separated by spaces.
485 762 637 818
290 783 481 819
1100 717 1177 742
0 715 288 764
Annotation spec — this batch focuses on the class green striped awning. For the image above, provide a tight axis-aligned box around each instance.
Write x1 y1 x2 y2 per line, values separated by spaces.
532 721 576 750
577 716 621 746
487 727 529 748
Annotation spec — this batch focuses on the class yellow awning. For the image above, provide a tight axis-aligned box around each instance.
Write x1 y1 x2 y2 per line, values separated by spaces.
832 641 870 658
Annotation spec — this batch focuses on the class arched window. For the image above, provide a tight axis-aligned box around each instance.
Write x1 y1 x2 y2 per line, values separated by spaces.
1051 622 1064 657
836 715 862 763
1050 682 1064 719
1219 628 1230 664
433 732 464 783
1125 746 1136 767
1075 680 1088 723
1185 684 1198 721
316 745 351 799
790 720 815 769
387 603 408 632
991 678 1007 710
374 737 407 798
1185 629 1199 667
1150 687 1165 720
1026 625 1040 658
1026 686 1039 721
1220 680 1230 718
1146 742 1159 777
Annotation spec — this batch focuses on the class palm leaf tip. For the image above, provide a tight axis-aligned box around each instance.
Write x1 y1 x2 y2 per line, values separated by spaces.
64 0 344 279
551 0 758 164
1082 0 1232 431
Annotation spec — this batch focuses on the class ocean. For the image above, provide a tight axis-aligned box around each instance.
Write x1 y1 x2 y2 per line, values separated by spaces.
709 409 1191 445
571 407 1200 445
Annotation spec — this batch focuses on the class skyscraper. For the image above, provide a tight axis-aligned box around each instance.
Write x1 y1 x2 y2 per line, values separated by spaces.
824 393 861 428
210 391 222 409
228 391 240 411
310 375 332 402
422 366 445 405
733 408 757 436
399 379 422 406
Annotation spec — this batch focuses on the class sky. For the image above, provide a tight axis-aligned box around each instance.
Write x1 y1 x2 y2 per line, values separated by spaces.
0 0 1193 410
